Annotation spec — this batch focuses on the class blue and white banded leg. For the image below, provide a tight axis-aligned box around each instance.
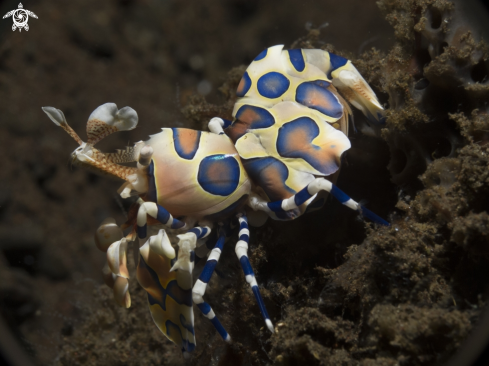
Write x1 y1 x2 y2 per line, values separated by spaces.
136 199 187 247
235 213 274 333
248 178 389 226
191 226 231 342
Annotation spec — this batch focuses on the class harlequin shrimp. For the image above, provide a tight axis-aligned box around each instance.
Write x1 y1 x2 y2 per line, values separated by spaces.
43 45 387 356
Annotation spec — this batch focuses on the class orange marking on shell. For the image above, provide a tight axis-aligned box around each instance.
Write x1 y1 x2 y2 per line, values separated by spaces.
279 123 340 173
305 88 335 111
176 129 200 156
237 77 246 95
225 119 250 143
206 160 228 181
259 163 294 201
237 109 260 126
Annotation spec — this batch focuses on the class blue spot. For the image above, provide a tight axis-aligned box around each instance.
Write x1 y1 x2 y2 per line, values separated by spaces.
254 49 267 61
147 161 157 202
235 105 275 129
236 71 252 97
257 72 290 99
172 128 201 160
295 81 343 119
288 49 305 72
198 154 240 196
276 117 340 175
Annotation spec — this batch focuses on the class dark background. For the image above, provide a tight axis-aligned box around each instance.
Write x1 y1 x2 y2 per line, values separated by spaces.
0 0 488 365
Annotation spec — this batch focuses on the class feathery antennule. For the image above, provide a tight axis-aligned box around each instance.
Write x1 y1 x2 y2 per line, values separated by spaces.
42 106 84 145
42 104 146 188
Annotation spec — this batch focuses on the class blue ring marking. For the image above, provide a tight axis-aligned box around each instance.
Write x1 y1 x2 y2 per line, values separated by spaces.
267 200 284 213
197 302 211 315
294 186 314 206
197 154 240 196
288 49 305 72
147 161 157 203
140 256 192 308
295 82 343 119
189 228 200 237
360 205 390 226
239 221 248 231
254 48 267 61
330 184 350 204
257 72 290 99
251 285 271 320
276 116 340 175
210 316 229 340
199 260 218 283
239 234 249 242
137 224 147 239
172 128 201 160
157 205 171 224
179 314 195 335
236 71 252 97
239 256 253 276
171 220 185 230
242 157 295 202
235 104 275 129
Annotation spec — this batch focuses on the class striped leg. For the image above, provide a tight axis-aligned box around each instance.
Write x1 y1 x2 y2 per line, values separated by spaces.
192 226 231 342
136 199 186 247
235 213 274 333
248 178 389 226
